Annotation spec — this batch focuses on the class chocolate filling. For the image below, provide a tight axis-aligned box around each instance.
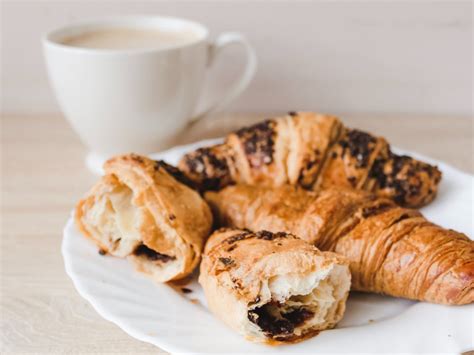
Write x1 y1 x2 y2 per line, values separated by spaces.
236 120 276 168
224 230 252 244
180 147 231 191
256 230 290 241
339 129 377 168
223 230 294 247
133 244 175 262
248 301 315 339
368 152 441 206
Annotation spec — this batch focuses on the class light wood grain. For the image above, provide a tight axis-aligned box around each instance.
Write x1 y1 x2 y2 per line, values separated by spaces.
1 113 472 354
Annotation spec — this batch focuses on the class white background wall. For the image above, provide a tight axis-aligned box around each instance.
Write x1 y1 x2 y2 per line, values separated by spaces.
1 0 472 115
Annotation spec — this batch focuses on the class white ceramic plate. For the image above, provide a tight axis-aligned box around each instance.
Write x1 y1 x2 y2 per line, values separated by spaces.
63 138 474 354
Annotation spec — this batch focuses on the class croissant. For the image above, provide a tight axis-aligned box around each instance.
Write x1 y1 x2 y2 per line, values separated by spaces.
75 154 213 282
179 112 441 208
199 228 351 344
205 185 474 305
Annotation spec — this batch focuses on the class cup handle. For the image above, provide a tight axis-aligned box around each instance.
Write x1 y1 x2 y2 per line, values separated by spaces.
189 32 257 123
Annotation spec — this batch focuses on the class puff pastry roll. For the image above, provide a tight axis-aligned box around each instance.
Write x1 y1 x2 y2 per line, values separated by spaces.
179 112 441 207
199 228 351 344
75 154 213 282
206 185 474 305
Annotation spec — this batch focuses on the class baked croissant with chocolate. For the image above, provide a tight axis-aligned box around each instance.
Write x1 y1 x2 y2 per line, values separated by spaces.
206 185 474 305
75 154 213 282
199 228 351 344
180 112 441 208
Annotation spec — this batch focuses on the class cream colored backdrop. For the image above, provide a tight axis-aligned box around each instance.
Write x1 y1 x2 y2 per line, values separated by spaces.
1 0 472 115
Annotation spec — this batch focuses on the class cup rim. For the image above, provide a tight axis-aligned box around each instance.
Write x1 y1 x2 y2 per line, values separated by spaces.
42 15 209 55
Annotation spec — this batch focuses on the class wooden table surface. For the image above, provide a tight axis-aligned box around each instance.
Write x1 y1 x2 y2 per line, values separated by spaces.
2 113 473 354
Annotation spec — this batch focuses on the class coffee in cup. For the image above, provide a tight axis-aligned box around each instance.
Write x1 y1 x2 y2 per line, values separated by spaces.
43 16 257 174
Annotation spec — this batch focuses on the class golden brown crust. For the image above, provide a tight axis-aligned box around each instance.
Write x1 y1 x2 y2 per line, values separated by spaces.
313 129 387 191
286 112 342 188
205 184 473 305
179 112 441 208
199 228 351 344
75 154 213 282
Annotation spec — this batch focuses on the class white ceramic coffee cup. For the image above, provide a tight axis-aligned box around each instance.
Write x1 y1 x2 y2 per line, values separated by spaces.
43 16 256 173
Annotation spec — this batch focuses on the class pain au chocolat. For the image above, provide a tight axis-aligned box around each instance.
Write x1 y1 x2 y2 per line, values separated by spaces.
199 228 351 344
75 154 213 282
179 112 441 208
